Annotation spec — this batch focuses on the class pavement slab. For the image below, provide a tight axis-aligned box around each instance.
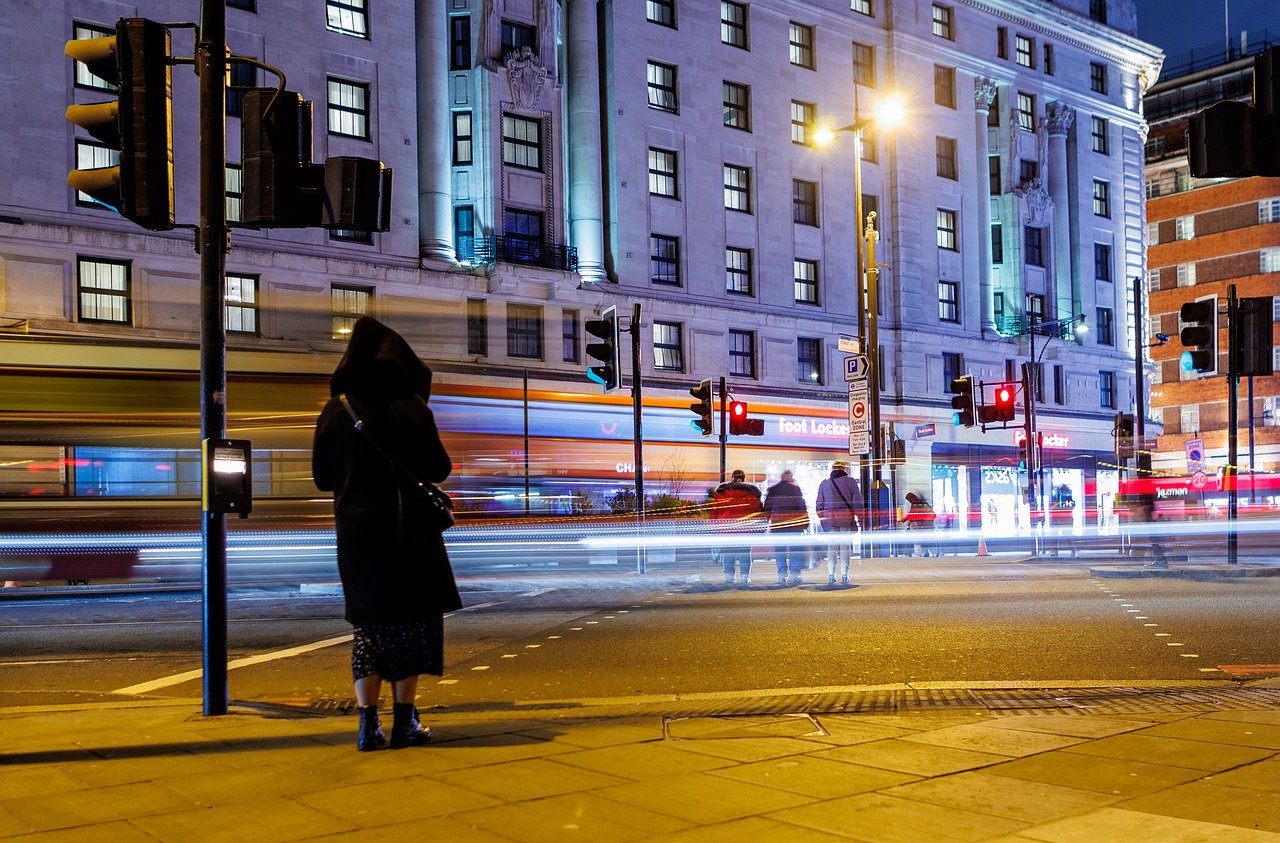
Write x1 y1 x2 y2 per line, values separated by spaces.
988 713 1156 739
987 749 1207 797
451 791 693 842
552 740 733 779
423 756 628 801
1 780 201 832
1064 731 1275 771
670 735 828 762
767 791 1029 842
1136 716 1280 750
129 796 360 842
1117 780 1280 833
881 769 1121 824
897 722 1085 757
811 736 1009 777
710 754 917 799
1203 758 1280 792
596 769 818 825
1005 805 1280 842
293 774 499 826
153 761 347 805
645 814 850 842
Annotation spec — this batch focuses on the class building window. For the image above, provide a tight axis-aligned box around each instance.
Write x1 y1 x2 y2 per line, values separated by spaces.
562 310 580 363
793 179 818 226
504 208 544 262
1146 268 1161 291
991 224 1004 263
1096 307 1114 346
651 235 680 285
502 114 542 171
227 0 256 10
647 0 675 28
936 209 958 250
653 321 684 371
726 247 752 294
987 89 1001 127
226 59 255 117
330 227 373 244
724 164 751 212
942 352 964 387
1015 35 1034 68
797 337 822 383
931 4 953 39
1026 293 1046 326
1099 371 1115 409
1094 243 1112 282
1019 159 1039 184
860 125 878 163
723 82 750 130
1090 0 1107 23
454 205 475 261
1091 116 1109 154
721 1 747 48
500 21 536 55
789 22 815 69
1043 43 1054 75
1175 215 1195 240
1180 403 1200 434
225 274 259 335
1177 262 1197 287
648 148 678 198
729 330 756 378
851 0 873 16
1259 198 1280 223
790 100 814 145
1262 247 1280 273
1147 222 1160 246
1092 179 1110 217
452 112 473 165
647 61 677 112
793 259 819 305
989 156 1002 194
466 298 487 355
73 23 116 90
1053 365 1065 405
1090 62 1108 94
326 0 368 38
1016 92 1035 131
327 78 369 139
77 258 130 324
331 285 371 338
996 26 1008 59
226 164 242 222
994 292 1006 325
507 304 543 359
449 15 471 70
1024 226 1044 267
936 136 957 180
934 65 955 107
74 141 119 207
852 42 875 87
938 281 960 322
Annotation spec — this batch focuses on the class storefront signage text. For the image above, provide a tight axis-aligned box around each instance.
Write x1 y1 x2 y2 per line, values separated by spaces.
1013 429 1070 448
779 417 850 438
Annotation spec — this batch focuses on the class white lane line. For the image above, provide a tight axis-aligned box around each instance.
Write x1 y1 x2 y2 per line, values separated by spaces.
1181 654 1200 658
525 644 541 649
547 635 562 639
501 654 518 659
471 665 490 671
1155 632 1171 637
1199 667 1221 672
437 679 458 685
1144 623 1159 627
112 633 352 695
1166 642 1185 647
1135 616 1149 620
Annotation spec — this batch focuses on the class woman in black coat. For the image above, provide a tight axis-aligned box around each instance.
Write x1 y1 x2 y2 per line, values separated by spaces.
312 316 462 751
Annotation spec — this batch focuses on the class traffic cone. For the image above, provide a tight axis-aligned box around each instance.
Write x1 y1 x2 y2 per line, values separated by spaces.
977 535 989 557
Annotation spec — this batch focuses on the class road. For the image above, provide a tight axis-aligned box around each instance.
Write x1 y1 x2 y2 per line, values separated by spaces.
3 557 1279 714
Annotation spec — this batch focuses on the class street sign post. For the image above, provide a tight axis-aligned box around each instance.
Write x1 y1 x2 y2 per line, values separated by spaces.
848 380 870 455
1186 438 1205 474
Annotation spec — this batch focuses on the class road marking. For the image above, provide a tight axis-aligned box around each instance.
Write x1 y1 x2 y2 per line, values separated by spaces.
569 627 583 631
112 633 352 695
1180 654 1199 658
471 665 490 671
525 644 541 649
501 654 518 658
586 621 599 625
1200 667 1222 672
1126 609 1140 613
547 635 562 639
1166 642 1184 647
1144 623 1159 627
437 679 458 685
1135 616 1149 620
1155 632 1171 636
1120 603 1134 607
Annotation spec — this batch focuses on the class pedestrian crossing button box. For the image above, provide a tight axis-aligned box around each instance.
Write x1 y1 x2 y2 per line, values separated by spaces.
203 438 253 517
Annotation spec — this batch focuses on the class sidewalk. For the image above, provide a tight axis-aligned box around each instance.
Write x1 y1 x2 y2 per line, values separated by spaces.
2 684 1279 841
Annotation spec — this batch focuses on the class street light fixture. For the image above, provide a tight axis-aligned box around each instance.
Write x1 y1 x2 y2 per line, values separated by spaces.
813 89 906 528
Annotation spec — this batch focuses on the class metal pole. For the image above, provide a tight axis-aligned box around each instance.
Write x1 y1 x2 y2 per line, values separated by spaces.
1133 275 1152 479
198 1 229 717
630 303 645 574
1021 360 1036 550
718 375 727 484
852 106 872 539
523 369 530 515
1248 374 1256 505
865 212 883 535
1227 284 1239 565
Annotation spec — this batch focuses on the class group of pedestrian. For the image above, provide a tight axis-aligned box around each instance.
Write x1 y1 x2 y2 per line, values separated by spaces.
709 461 866 587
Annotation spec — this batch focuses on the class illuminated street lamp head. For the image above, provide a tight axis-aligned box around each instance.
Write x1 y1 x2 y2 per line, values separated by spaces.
813 124 837 146
1073 319 1089 336
875 94 906 127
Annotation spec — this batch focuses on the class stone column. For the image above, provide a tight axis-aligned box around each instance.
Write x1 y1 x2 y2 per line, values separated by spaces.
566 0 606 282
974 77 998 333
1045 102 1075 318
416 0 455 262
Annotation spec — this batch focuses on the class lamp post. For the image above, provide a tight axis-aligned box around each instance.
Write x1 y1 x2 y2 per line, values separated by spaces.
1017 313 1088 518
814 89 904 529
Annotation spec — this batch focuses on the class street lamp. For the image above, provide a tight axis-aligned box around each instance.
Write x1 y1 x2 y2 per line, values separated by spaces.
1016 313 1088 518
814 89 905 528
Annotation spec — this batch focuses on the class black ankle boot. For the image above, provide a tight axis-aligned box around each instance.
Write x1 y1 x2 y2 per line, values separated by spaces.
389 702 431 748
357 705 381 752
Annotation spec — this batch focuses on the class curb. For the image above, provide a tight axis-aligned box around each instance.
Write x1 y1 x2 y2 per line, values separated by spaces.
1089 564 1280 579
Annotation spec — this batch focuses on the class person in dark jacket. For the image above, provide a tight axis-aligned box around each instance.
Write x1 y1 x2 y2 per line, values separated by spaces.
710 469 763 585
904 492 937 557
312 316 461 751
815 460 863 585
763 470 810 585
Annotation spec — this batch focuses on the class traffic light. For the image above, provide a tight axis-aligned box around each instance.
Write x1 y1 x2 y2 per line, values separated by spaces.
584 306 619 391
986 382 1017 423
1114 412 1135 460
1179 297 1218 375
242 89 320 228
949 375 975 427
689 378 713 436
728 401 764 436
1234 295 1275 377
66 18 174 230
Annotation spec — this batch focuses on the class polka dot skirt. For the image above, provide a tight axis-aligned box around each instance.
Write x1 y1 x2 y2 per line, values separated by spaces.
351 617 444 682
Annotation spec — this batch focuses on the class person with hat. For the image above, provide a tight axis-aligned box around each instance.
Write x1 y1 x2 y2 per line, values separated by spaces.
904 492 937 557
816 460 864 585
710 469 763 585
763 470 811 585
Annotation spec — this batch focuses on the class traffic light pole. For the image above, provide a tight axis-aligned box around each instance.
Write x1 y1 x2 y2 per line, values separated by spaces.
1227 284 1239 566
197 2 229 716
718 376 727 485
630 304 645 574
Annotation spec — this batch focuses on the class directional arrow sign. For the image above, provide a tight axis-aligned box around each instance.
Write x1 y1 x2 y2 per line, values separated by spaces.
848 381 869 455
844 354 870 382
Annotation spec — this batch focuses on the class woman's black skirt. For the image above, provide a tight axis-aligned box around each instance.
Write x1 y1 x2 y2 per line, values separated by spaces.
350 616 444 681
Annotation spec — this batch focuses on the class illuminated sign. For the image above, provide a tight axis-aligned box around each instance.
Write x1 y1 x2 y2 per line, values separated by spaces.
778 417 849 438
1013 429 1070 448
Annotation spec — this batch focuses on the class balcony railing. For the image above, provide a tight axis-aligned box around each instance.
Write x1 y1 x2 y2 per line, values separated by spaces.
461 236 578 272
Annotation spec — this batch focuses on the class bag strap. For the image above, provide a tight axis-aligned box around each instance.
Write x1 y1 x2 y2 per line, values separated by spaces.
338 393 426 488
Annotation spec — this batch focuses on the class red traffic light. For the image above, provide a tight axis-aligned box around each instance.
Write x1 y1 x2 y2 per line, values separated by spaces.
992 383 1016 422
730 401 747 418
728 401 763 436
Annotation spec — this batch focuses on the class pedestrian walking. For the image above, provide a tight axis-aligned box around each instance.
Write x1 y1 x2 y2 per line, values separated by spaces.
904 492 937 557
710 469 763 585
312 316 461 751
1130 492 1168 568
815 460 863 585
763 470 810 585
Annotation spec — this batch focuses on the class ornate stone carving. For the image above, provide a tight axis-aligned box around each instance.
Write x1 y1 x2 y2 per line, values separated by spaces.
1045 101 1075 136
1014 179 1054 225
506 47 547 110
974 77 998 111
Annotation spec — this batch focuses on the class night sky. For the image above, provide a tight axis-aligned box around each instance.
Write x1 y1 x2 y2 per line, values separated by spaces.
1133 0 1276 64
